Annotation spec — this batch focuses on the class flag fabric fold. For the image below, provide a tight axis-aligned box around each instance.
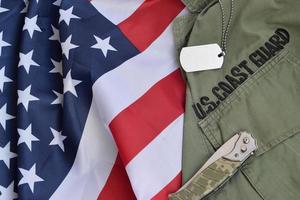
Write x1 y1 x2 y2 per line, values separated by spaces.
0 0 186 199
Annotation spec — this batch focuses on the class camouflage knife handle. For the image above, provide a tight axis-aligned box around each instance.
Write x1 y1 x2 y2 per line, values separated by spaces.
169 132 257 200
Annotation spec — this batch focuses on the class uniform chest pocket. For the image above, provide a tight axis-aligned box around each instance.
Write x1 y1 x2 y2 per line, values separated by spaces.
199 50 300 200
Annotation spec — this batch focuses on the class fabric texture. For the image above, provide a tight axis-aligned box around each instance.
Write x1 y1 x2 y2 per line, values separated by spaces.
173 0 300 199
0 0 186 199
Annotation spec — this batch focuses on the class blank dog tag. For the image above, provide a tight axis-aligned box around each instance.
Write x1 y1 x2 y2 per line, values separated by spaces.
180 43 224 72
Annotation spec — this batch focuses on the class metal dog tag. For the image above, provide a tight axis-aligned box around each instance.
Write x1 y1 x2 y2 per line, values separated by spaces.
180 43 224 72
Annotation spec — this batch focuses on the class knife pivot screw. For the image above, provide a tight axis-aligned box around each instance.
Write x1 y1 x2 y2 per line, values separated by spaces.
243 137 250 144
241 145 247 153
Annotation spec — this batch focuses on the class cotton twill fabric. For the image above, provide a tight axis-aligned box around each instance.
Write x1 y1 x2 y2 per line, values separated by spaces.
173 0 300 199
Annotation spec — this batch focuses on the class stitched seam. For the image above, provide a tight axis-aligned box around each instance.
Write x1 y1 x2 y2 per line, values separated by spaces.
285 52 300 65
241 169 266 200
207 123 221 148
285 134 300 158
199 127 211 156
200 121 220 149
256 128 300 157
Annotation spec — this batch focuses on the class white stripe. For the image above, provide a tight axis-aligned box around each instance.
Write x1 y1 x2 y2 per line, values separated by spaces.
50 101 118 200
126 115 183 200
92 24 178 124
91 0 144 25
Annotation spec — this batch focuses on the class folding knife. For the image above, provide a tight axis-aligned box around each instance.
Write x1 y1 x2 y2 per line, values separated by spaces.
169 131 258 200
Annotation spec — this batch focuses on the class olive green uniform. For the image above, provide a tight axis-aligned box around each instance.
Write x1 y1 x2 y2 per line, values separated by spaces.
173 0 300 199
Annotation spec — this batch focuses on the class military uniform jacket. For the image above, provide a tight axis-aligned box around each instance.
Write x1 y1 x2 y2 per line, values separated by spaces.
172 0 300 199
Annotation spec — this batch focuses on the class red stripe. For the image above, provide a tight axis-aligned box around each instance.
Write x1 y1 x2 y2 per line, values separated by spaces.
118 0 184 52
98 154 136 200
109 69 185 165
97 1 185 198
152 172 182 200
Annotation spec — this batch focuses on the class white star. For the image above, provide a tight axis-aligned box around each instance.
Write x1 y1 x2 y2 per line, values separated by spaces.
23 15 41 38
0 104 14 130
91 36 117 57
0 182 18 200
18 50 39 74
0 67 12 92
35 0 39 3
0 6 8 13
49 25 60 42
18 164 44 193
21 0 29 13
49 128 67 151
0 142 17 168
17 85 39 111
53 0 61 6
59 6 80 26
0 32 11 56
51 90 63 105
0 0 9 13
50 59 62 75
17 124 39 151
63 70 81 97
0 7 7 13
61 35 78 60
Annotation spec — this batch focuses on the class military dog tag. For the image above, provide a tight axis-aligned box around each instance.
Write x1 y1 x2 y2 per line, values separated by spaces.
180 43 224 72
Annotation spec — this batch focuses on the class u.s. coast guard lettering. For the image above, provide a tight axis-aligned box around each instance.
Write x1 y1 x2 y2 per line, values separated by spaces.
192 28 290 120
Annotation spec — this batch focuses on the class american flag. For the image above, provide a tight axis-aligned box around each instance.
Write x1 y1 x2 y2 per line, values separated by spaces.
0 0 186 199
